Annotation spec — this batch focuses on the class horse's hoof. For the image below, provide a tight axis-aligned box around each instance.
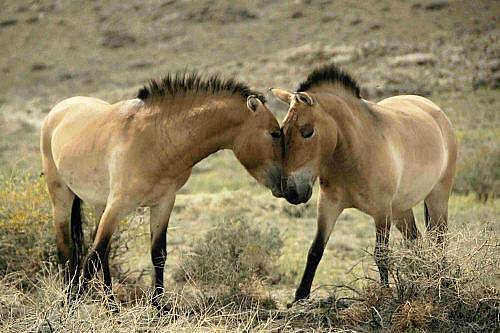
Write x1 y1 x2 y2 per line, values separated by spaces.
287 297 306 309
105 300 119 313
153 301 178 318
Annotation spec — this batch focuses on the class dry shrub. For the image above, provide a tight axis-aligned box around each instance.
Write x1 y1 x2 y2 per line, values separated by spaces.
387 229 499 332
174 218 283 304
286 229 499 332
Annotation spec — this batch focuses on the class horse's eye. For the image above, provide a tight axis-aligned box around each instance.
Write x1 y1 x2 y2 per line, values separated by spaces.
300 125 314 139
270 130 281 139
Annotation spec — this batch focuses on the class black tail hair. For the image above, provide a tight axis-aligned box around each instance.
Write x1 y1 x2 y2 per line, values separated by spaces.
71 196 84 273
424 202 430 230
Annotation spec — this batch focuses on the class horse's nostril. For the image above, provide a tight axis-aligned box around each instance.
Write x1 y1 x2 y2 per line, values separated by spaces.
287 184 299 201
281 177 288 193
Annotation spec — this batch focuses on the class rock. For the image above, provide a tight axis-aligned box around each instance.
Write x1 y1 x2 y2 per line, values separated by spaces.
31 63 50 72
0 19 17 27
350 18 362 26
160 0 177 8
280 43 358 65
101 30 136 49
291 11 304 19
129 61 154 69
389 53 436 67
332 54 355 65
424 1 450 11
185 6 257 24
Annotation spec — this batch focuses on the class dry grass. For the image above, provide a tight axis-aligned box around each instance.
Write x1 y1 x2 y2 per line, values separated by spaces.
1 221 498 332
271 229 500 332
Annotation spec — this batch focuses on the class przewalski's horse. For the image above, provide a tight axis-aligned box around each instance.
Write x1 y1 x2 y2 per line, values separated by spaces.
41 72 284 309
271 64 457 303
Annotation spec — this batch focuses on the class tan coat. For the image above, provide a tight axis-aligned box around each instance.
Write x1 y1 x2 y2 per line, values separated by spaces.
41 82 283 309
272 84 457 303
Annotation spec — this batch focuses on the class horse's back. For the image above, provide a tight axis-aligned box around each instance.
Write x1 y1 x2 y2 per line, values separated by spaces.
376 95 456 154
43 96 111 129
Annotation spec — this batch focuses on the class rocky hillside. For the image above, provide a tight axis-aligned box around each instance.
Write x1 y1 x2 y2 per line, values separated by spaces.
0 0 498 170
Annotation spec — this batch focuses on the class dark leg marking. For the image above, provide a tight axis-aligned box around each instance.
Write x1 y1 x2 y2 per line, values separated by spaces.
151 228 168 310
294 233 325 302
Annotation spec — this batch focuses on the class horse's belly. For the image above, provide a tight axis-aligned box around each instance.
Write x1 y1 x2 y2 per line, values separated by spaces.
392 160 444 211
56 152 110 206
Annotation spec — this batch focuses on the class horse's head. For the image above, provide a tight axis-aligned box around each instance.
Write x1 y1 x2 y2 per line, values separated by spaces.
232 95 284 198
271 88 338 204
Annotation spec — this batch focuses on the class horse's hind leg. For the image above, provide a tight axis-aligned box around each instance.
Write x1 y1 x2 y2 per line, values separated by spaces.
424 180 452 243
393 209 420 241
90 204 116 308
45 174 77 285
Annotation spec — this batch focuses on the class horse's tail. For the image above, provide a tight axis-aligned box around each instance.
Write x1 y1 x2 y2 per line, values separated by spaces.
424 202 430 230
71 196 84 272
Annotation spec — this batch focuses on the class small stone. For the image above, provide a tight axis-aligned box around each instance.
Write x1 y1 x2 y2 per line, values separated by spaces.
101 30 136 49
390 53 436 67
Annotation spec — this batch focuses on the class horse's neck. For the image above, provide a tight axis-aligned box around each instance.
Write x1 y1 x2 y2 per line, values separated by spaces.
154 97 246 172
328 96 379 169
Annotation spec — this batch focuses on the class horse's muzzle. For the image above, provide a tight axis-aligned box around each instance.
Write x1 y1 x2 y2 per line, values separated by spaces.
281 176 312 205
267 166 284 198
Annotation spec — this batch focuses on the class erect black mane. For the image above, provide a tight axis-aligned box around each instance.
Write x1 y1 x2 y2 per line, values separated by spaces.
297 64 361 98
137 71 266 103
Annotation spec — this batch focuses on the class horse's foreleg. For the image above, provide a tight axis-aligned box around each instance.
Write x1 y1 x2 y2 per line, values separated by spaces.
293 191 344 303
149 190 176 311
79 202 129 299
374 209 392 285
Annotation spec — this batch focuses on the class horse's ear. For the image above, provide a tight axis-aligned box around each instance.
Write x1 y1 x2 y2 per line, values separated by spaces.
247 95 261 112
269 88 294 105
296 92 314 106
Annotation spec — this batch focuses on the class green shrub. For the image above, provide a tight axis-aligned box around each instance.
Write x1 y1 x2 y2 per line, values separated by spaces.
174 218 283 294
454 144 500 201
0 174 55 279
0 174 145 289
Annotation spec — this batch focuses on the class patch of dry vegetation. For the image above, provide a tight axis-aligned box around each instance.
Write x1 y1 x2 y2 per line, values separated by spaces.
173 218 283 296
277 230 500 332
0 173 498 332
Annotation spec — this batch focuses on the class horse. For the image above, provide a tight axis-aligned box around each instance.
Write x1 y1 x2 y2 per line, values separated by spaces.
270 64 457 303
40 72 284 310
